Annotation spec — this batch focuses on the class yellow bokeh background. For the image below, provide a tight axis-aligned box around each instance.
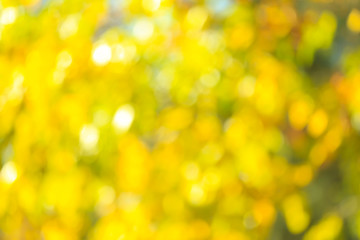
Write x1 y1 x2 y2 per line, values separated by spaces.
0 0 360 239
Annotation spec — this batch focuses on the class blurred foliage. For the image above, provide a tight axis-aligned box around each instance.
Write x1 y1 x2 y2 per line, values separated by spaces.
1 0 360 239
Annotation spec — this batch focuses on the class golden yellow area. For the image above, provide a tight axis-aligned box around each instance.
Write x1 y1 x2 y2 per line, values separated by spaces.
282 194 310 234
307 109 328 138
228 24 255 50
293 164 313 186
347 9 360 33
289 97 314 130
303 214 343 240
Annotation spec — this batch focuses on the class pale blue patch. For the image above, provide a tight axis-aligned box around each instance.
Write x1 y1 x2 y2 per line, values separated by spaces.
206 0 233 17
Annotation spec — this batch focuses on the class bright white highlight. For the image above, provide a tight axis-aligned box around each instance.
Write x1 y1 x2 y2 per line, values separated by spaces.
1 161 17 184
112 104 135 133
80 124 99 152
92 44 112 66
0 7 18 25
133 19 154 42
